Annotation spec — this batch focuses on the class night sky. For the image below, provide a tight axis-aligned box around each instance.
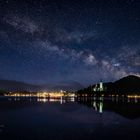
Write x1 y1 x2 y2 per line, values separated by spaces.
0 0 140 86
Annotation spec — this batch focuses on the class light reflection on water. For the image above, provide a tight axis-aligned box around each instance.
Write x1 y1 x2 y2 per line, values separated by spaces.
5 96 140 114
9 96 75 103
0 96 140 140
36 96 73 103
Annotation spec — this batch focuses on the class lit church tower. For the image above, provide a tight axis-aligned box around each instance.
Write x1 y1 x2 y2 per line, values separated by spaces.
99 81 104 91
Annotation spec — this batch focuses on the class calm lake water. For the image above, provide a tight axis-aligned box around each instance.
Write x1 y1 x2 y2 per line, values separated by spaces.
0 96 140 140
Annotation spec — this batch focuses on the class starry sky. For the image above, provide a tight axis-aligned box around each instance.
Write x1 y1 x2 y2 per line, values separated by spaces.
0 0 140 86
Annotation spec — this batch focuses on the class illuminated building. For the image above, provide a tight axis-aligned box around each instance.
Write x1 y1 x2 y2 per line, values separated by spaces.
99 81 104 91
93 81 104 92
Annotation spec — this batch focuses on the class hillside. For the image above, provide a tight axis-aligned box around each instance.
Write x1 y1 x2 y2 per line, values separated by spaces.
114 75 140 92
0 79 83 92
77 75 140 94
0 80 40 92
42 81 84 92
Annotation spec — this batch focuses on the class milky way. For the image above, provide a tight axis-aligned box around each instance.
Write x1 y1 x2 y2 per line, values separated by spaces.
0 0 140 85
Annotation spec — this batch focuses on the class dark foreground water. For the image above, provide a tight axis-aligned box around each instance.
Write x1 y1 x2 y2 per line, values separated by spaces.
0 96 140 140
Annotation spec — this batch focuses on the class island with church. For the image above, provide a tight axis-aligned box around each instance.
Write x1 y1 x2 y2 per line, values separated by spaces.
76 75 140 98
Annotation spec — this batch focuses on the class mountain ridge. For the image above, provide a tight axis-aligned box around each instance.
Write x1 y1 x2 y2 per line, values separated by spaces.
0 79 83 92
77 75 140 94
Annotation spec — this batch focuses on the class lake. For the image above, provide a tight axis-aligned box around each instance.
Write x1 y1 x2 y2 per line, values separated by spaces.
0 96 140 140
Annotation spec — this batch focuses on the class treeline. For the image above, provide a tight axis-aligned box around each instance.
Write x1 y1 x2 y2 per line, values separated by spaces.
0 89 7 96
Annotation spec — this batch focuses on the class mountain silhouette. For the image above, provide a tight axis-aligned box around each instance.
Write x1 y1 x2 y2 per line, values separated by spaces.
0 80 40 92
77 75 140 94
0 79 83 92
114 75 140 92
43 81 84 92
